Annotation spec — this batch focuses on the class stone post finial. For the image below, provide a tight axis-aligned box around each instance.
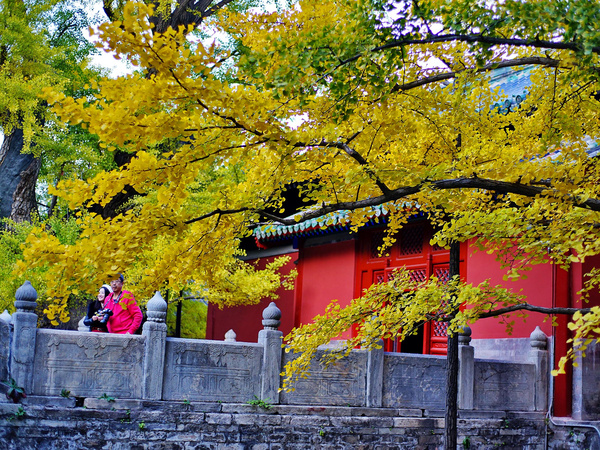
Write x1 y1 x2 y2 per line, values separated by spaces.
225 329 237 342
78 316 89 332
146 291 168 323
530 326 547 349
262 302 281 330
0 310 11 325
458 326 472 346
14 280 37 312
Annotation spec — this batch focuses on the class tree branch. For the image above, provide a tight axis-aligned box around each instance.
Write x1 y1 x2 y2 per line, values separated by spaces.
475 303 592 319
391 57 560 93
262 177 600 225
183 207 250 225
376 34 596 55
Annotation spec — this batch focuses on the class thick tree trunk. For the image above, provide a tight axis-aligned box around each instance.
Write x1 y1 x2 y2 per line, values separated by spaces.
444 241 461 449
0 128 40 222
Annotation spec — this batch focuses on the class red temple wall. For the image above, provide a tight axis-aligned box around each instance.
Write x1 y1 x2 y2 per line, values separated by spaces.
296 239 356 339
466 242 554 339
205 253 297 342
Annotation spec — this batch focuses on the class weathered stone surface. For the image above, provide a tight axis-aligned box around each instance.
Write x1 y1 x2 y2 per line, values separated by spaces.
473 360 536 411
11 310 37 393
366 341 384 408
257 328 283 404
162 338 263 403
0 400 557 450
32 330 145 398
20 395 76 408
0 316 9 381
471 337 532 363
573 341 600 420
382 353 446 409
280 349 367 406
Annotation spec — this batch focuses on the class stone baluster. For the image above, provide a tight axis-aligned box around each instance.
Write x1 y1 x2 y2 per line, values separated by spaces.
366 340 384 407
529 326 549 411
458 326 474 410
142 291 168 400
11 281 38 393
258 302 283 404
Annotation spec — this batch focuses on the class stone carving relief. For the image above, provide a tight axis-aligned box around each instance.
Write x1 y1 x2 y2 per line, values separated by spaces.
33 330 144 398
382 354 446 409
474 361 535 411
280 350 367 406
163 339 262 402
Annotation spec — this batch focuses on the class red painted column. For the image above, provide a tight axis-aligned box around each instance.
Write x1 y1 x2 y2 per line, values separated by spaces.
553 264 572 417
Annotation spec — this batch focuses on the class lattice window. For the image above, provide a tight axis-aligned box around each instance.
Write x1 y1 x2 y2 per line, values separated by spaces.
433 321 449 337
408 268 427 283
400 226 424 255
373 270 385 285
432 242 445 252
434 267 450 284
370 230 386 259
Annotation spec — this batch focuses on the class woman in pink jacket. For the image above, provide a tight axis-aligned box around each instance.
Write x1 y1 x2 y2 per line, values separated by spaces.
104 274 143 334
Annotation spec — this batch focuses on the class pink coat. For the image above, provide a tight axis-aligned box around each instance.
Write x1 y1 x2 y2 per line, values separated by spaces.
104 290 143 334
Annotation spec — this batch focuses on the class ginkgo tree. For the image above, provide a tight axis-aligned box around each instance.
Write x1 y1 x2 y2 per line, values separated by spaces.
17 0 600 442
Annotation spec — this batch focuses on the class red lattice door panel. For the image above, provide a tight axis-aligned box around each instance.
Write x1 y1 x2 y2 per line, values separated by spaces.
355 223 454 356
422 265 450 355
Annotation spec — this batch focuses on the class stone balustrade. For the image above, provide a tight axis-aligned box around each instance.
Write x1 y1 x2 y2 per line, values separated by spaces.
0 281 556 415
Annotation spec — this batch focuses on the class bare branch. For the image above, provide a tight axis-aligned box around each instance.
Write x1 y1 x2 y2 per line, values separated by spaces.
183 207 250 225
475 303 592 319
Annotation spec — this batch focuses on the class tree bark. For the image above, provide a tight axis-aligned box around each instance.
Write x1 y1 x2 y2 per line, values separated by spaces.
0 127 40 222
444 240 461 449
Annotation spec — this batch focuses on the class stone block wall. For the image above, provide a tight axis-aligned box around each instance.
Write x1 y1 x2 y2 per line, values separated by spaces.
1 399 579 450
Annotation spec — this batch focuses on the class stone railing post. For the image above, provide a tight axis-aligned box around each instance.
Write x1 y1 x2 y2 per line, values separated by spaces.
529 326 549 411
258 302 283 404
366 340 384 407
0 310 11 382
142 291 168 400
11 281 38 393
458 326 474 410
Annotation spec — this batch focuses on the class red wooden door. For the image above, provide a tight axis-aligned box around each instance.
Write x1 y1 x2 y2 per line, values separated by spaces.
355 221 454 355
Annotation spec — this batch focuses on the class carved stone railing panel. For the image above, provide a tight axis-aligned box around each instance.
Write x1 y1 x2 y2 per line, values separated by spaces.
280 350 367 406
382 353 446 409
32 330 144 398
473 360 535 411
162 338 263 402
